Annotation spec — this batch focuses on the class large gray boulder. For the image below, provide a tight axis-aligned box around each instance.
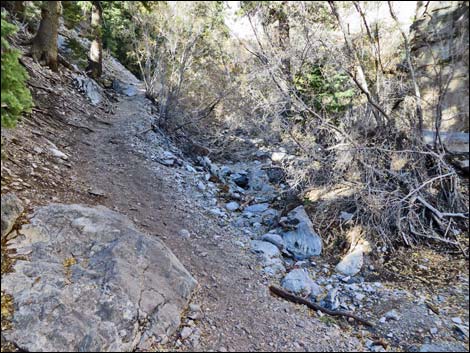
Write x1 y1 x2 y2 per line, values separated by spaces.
1 193 24 239
282 206 322 260
2 204 197 352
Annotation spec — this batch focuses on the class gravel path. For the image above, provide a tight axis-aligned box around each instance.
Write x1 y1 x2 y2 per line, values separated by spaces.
75 89 364 352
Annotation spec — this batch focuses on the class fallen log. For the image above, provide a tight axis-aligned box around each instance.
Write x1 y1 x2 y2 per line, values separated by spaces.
269 285 374 327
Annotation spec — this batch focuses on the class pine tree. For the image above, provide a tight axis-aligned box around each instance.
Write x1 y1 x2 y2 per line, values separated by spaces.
31 1 61 71
1 12 33 128
86 1 103 78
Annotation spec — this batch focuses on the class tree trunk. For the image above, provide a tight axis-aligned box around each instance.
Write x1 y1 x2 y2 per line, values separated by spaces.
278 1 291 85
87 1 103 79
328 1 386 128
1 1 25 16
274 1 291 116
31 1 61 72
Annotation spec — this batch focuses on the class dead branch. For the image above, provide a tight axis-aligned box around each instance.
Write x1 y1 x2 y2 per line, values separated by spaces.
402 172 455 201
416 196 468 219
269 285 374 327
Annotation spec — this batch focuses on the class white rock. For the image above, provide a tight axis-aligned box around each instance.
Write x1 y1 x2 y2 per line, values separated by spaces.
451 317 463 324
271 150 287 162
180 327 193 340
49 147 69 160
178 229 191 238
225 202 240 211
385 309 400 321
335 244 367 276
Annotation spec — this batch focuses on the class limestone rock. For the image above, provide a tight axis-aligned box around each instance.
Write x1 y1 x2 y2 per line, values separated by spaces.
282 206 322 260
73 75 103 105
261 233 285 250
2 204 197 352
250 240 281 259
281 269 321 297
335 244 367 276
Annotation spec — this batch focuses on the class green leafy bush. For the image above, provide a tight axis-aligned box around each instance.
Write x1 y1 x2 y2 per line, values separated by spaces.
1 13 32 128
294 64 354 114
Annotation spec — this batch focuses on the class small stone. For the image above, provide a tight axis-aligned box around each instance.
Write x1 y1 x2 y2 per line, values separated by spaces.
225 201 240 211
245 203 270 213
178 229 191 238
261 233 285 250
185 165 197 173
180 327 193 340
1 193 24 239
339 211 354 221
451 317 463 324
188 311 203 320
385 309 400 321
251 240 281 259
321 288 340 310
88 187 106 197
354 293 365 301
379 317 387 324
189 304 201 312
271 150 287 162
281 269 321 298
33 146 43 154
430 327 438 335
197 182 206 191
49 147 68 160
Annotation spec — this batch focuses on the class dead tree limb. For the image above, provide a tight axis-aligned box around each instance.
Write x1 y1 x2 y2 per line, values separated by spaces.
269 285 374 327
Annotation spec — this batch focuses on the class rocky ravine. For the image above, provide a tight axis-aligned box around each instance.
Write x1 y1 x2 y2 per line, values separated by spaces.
1 33 468 352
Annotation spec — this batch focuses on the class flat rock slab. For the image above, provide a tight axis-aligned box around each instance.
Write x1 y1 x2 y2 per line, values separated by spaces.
2 204 197 352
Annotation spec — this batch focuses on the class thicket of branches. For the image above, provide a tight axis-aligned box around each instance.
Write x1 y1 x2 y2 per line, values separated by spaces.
117 2 470 253
230 1 468 253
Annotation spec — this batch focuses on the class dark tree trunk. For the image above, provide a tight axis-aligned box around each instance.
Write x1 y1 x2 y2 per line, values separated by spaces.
1 1 25 16
278 1 291 85
86 1 103 79
273 1 291 116
31 1 61 72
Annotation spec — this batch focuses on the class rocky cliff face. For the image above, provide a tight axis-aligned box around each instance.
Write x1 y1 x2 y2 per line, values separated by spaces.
410 1 469 137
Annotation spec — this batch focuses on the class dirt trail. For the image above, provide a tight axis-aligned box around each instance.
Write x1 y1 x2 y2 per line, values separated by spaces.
75 89 363 352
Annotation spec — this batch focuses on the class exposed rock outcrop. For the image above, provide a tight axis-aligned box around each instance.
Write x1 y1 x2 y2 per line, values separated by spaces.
410 1 469 138
2 204 197 352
